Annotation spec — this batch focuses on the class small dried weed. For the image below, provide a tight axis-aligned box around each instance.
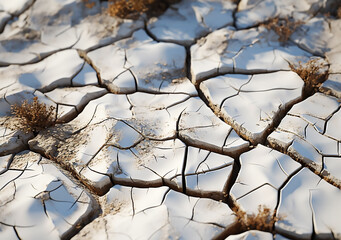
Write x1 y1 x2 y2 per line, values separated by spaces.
323 0 341 19
107 0 180 19
82 0 96 9
11 97 56 133
233 205 281 232
263 17 302 43
289 59 329 94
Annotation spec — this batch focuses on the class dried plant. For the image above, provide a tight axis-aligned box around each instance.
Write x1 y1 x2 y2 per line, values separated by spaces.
289 59 329 94
108 0 148 18
107 0 180 19
82 0 96 9
323 0 341 19
233 205 281 232
263 17 302 43
11 97 56 133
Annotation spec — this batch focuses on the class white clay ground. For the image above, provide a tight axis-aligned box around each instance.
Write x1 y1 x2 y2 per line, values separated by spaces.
1 0 341 239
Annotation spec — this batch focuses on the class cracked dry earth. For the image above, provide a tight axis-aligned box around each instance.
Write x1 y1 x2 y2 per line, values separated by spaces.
1 0 341 239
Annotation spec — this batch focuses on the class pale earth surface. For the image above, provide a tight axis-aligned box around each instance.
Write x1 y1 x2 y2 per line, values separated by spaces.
0 0 341 239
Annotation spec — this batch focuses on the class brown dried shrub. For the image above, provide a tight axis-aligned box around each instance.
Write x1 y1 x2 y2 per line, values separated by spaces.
323 0 341 19
108 0 148 18
107 0 180 19
233 205 281 232
11 97 56 133
263 17 302 43
289 59 329 94
82 0 96 9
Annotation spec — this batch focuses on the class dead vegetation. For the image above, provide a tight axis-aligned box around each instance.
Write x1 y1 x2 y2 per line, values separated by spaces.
263 17 302 43
289 59 329 95
322 0 341 19
11 97 56 134
82 0 96 9
107 0 181 19
234 205 281 232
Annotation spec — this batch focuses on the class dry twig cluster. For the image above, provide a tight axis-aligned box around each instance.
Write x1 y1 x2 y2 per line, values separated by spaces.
11 97 56 133
325 1 341 18
82 0 96 8
289 59 329 94
107 0 180 19
233 205 280 232
263 17 302 43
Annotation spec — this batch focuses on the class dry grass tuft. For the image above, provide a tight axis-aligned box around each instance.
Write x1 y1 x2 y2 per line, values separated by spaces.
11 97 56 133
263 17 302 43
107 0 180 19
233 205 280 232
108 0 149 18
323 1 341 19
82 0 96 9
289 59 329 94
338 7 341 19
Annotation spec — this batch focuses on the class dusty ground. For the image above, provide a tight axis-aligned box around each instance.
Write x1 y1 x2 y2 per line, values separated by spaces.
1 0 341 239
